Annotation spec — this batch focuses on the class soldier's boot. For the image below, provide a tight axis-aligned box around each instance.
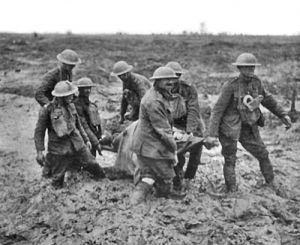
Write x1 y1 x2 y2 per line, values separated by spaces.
130 180 153 206
42 165 52 179
173 166 184 191
156 180 186 200
83 162 106 180
51 174 65 189
258 156 287 197
173 154 186 191
182 179 191 192
223 163 238 193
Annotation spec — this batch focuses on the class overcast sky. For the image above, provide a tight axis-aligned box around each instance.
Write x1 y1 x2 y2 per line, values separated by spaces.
0 0 299 35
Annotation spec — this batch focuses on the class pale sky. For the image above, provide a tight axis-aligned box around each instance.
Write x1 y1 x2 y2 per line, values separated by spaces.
0 0 299 35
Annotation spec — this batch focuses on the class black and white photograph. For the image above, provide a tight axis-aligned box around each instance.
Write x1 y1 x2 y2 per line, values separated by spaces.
0 0 300 244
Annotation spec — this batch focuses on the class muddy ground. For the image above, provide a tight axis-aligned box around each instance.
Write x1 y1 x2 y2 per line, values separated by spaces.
0 33 300 244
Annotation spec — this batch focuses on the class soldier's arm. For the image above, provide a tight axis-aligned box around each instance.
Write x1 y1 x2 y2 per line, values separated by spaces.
75 111 90 143
75 102 99 146
35 73 56 107
80 115 99 147
208 81 233 137
34 106 50 151
148 101 177 152
186 85 205 134
136 79 150 100
261 83 287 118
120 95 128 121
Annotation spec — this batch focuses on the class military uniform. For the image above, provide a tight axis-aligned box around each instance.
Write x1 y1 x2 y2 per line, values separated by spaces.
171 80 206 187
35 67 72 107
208 73 287 190
74 95 102 156
34 98 104 188
132 87 176 195
120 72 151 121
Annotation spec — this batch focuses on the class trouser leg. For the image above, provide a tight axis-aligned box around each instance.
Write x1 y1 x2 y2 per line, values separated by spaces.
219 132 238 192
239 124 274 183
46 153 70 189
77 146 105 178
173 153 185 188
184 144 203 179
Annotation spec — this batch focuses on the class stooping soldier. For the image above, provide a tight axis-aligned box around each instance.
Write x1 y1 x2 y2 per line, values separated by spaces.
165 61 206 191
205 53 292 193
111 61 151 123
130 67 186 205
73 77 103 157
34 81 105 189
35 49 81 107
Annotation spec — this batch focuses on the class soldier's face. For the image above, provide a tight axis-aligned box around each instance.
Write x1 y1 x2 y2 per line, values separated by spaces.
80 87 91 97
171 80 179 93
62 63 75 72
118 72 128 82
62 94 74 105
156 78 174 93
238 66 255 77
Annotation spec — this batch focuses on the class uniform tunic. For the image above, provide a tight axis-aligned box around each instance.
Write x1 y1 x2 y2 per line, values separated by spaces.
35 67 72 106
132 87 176 181
208 73 287 187
34 99 103 187
74 96 102 156
171 79 206 181
120 72 151 121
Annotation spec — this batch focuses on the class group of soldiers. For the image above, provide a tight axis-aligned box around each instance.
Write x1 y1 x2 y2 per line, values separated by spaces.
34 49 292 204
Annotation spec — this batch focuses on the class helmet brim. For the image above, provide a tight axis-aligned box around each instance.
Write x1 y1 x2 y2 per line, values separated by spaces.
149 74 178 80
231 62 261 66
51 86 78 97
76 84 96 88
57 54 82 65
111 65 133 76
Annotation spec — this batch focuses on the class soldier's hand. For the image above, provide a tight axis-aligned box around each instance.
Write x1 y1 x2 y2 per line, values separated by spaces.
86 141 92 150
281 115 292 130
36 151 45 167
204 137 219 149
96 144 102 156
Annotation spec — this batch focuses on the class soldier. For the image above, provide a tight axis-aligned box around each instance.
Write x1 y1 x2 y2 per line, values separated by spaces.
111 61 151 123
205 53 292 193
165 61 206 191
35 49 81 107
130 67 185 205
73 77 102 157
34 81 105 189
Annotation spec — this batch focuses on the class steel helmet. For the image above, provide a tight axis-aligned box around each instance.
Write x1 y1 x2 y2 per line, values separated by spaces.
74 77 95 87
51 80 78 97
231 53 261 66
56 49 81 65
165 61 184 74
111 61 133 76
150 67 178 80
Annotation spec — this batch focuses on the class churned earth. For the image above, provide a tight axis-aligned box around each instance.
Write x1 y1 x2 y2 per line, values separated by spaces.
0 33 300 245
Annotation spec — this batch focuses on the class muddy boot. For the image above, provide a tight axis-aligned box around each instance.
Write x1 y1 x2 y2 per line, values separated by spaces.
156 180 186 200
224 162 237 193
42 165 52 179
83 163 106 180
266 180 287 198
173 169 184 191
182 179 191 192
130 181 152 206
